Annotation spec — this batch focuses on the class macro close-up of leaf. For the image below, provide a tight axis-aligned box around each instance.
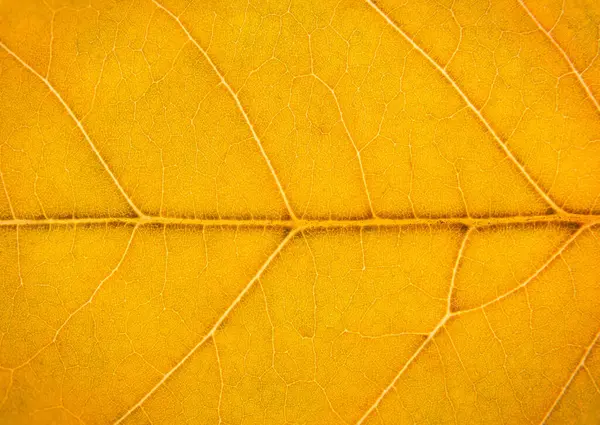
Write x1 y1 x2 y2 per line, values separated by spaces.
0 0 600 423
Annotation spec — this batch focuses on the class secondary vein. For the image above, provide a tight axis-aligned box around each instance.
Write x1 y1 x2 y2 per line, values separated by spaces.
111 227 300 425
151 0 298 221
363 0 568 216
0 41 144 218
518 0 600 114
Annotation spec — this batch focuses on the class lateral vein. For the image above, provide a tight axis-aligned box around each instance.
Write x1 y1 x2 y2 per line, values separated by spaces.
355 223 593 424
0 41 144 218
453 223 590 316
517 0 600 114
539 329 600 424
111 227 300 425
151 0 298 221
364 0 567 215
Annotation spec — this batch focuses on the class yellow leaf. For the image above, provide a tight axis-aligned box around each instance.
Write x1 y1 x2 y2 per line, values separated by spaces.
0 0 599 424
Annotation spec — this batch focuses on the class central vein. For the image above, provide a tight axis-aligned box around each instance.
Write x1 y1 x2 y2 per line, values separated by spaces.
0 213 597 228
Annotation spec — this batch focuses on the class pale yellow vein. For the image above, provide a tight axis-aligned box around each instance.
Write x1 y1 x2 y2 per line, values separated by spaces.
7 224 139 372
151 0 298 221
355 225 470 424
539 330 600 424
518 0 600 114
0 41 144 218
0 212 597 229
364 0 567 215
111 227 300 425
356 222 592 424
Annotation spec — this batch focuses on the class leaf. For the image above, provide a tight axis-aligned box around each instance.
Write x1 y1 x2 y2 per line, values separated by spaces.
0 0 599 424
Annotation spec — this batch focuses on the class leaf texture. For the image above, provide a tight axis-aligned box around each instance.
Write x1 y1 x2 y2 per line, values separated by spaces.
0 0 599 424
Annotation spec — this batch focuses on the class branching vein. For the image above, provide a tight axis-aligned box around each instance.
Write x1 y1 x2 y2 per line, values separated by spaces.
151 0 298 221
539 330 600 424
364 0 567 215
355 221 593 424
356 225 471 424
111 227 300 425
0 41 144 218
518 0 600 114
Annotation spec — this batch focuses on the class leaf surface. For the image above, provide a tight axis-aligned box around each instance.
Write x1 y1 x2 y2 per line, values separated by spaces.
0 0 599 424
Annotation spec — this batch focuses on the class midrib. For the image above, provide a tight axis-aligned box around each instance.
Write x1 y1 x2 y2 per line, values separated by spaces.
0 212 597 228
